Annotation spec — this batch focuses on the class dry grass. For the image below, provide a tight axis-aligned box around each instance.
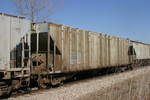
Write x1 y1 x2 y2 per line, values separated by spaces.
78 68 150 100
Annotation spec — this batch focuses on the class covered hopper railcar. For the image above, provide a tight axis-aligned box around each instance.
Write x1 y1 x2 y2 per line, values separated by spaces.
30 22 133 87
0 13 30 96
130 41 150 67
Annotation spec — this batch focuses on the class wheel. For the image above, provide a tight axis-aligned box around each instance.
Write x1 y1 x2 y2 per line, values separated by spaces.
0 84 12 98
115 68 122 74
37 77 47 89
22 87 31 94
51 78 61 87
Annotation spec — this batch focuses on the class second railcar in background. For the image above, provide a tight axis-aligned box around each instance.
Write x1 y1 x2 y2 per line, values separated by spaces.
130 41 150 67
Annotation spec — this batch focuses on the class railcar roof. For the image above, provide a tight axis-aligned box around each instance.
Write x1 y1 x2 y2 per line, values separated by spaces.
0 12 26 19
131 40 150 46
32 22 130 40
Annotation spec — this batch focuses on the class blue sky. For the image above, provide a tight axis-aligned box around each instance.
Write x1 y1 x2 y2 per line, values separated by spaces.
0 0 150 44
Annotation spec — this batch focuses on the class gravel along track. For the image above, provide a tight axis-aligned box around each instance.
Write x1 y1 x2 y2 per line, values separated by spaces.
7 66 150 100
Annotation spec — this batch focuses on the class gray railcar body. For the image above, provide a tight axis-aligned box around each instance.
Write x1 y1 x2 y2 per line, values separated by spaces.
132 41 150 60
0 13 30 96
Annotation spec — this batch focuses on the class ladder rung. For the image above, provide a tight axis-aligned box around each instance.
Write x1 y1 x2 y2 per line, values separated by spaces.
24 58 29 59
16 74 30 77
24 49 30 51
11 59 16 60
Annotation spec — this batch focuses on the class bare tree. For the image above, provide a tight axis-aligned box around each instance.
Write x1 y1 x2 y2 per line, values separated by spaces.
11 0 63 22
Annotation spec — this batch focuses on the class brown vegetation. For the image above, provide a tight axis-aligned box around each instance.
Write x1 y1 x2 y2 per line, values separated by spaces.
78 68 150 100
